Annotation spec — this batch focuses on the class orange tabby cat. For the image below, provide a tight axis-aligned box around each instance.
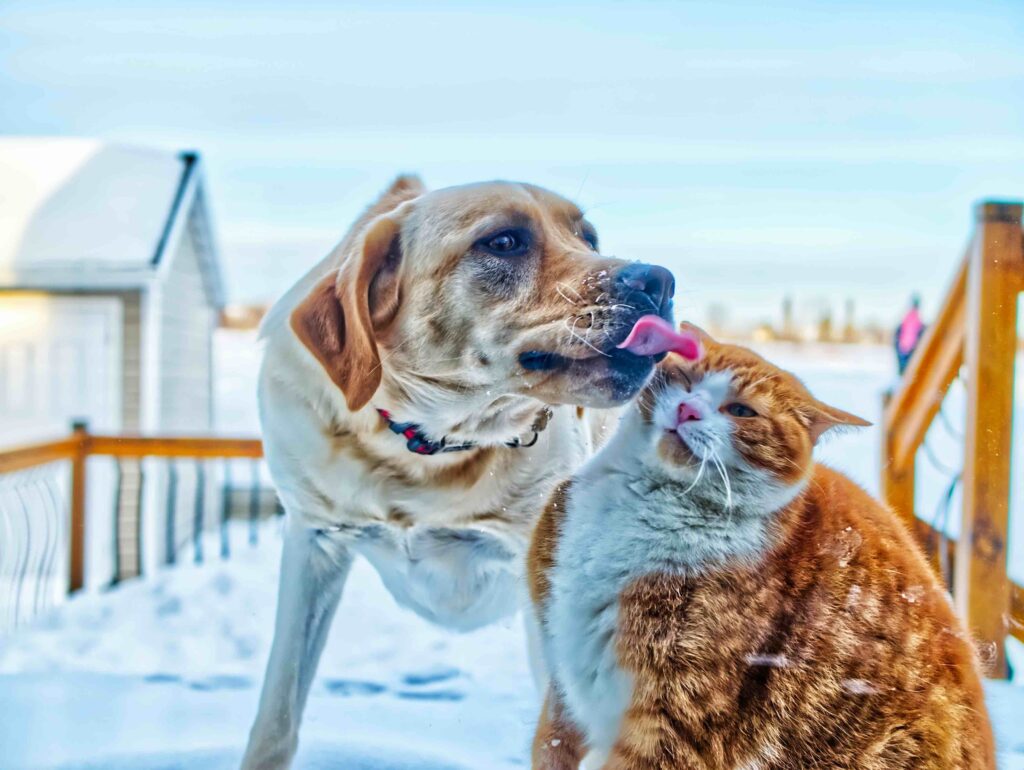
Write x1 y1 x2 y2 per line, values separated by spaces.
527 329 995 770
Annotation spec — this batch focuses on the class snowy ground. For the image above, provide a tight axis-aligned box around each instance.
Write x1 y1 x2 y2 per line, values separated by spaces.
0 522 539 769
1 521 1022 769
1 335 1022 768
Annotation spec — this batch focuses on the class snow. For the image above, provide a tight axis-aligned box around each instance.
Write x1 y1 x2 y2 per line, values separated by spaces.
0 520 1021 769
0 522 537 769
0 335 1022 767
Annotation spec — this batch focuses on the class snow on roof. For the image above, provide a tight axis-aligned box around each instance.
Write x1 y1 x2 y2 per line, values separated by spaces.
0 138 223 305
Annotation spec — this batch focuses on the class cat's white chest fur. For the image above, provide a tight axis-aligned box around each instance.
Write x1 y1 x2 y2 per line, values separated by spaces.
544 471 638 755
543 409 779 754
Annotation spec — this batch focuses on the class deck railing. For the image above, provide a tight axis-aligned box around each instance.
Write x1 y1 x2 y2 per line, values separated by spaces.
881 200 1024 677
0 422 270 631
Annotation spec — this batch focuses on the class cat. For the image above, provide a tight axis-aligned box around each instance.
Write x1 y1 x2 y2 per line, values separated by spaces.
527 327 996 770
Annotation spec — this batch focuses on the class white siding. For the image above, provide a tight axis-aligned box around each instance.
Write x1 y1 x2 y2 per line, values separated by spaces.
152 202 218 568
0 294 123 593
121 292 142 431
0 293 122 440
158 204 214 433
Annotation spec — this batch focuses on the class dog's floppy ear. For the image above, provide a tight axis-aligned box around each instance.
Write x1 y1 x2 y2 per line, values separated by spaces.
290 207 410 412
335 174 424 255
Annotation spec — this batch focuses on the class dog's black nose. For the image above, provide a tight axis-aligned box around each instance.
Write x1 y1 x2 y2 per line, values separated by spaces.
615 263 675 314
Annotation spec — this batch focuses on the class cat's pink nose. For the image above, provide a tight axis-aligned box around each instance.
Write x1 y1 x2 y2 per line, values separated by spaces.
677 402 704 423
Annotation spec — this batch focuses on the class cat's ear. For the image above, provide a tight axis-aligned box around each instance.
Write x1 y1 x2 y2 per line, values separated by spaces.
808 402 872 444
678 322 715 349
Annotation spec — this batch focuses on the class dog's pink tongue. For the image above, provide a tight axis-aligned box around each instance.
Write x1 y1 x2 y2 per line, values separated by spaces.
616 315 701 360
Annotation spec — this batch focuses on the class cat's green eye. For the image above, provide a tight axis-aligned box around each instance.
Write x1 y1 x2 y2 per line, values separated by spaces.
725 402 758 418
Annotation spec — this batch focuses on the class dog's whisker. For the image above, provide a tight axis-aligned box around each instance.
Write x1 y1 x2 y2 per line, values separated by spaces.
555 282 584 306
608 303 638 314
580 312 598 347
564 317 611 358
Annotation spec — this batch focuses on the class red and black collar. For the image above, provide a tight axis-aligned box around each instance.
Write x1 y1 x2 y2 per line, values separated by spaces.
376 407 550 456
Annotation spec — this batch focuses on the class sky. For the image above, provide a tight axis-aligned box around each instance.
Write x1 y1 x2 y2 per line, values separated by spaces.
1 0 1022 330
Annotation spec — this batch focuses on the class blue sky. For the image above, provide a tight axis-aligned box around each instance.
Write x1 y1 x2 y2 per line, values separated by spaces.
1 0 1022 329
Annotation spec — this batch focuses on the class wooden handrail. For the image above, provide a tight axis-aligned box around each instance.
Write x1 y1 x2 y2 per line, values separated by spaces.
0 423 264 596
87 435 263 459
882 254 967 473
0 436 80 475
0 432 263 471
955 202 1023 676
881 199 1024 677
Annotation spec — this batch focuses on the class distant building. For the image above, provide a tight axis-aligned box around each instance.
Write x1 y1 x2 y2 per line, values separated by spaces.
781 295 796 341
842 298 858 343
0 138 224 442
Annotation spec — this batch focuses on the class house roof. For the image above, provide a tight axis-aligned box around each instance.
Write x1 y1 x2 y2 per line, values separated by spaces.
0 138 224 307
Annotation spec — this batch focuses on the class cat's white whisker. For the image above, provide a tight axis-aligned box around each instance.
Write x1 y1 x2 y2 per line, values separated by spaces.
684 453 708 494
710 450 734 510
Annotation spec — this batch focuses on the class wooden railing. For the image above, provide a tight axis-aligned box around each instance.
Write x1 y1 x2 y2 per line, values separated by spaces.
0 422 265 620
881 200 1024 677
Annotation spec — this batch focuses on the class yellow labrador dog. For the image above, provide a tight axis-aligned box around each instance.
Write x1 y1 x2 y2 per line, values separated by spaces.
242 177 675 768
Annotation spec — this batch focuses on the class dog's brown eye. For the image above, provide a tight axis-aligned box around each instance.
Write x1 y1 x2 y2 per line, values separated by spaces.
581 228 598 251
479 229 530 257
491 234 518 251
725 403 757 418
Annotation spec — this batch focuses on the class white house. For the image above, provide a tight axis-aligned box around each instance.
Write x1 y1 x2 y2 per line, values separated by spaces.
0 139 227 589
0 138 224 443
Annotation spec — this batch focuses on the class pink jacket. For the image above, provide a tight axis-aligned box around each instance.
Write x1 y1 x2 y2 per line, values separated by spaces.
898 307 924 355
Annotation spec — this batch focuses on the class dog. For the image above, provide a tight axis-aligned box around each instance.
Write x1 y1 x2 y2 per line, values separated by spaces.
241 176 675 769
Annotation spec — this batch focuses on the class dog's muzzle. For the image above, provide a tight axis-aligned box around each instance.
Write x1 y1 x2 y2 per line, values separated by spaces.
517 261 677 382
603 262 676 361
612 262 675 321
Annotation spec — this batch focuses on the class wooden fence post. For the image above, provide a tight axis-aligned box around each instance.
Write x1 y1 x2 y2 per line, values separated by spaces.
69 420 89 593
956 200 1023 678
881 390 917 529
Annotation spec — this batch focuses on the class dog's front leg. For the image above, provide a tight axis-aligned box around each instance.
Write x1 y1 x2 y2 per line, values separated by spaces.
241 522 352 770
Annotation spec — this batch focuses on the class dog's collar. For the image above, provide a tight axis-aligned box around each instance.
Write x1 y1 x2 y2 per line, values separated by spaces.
376 407 552 456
